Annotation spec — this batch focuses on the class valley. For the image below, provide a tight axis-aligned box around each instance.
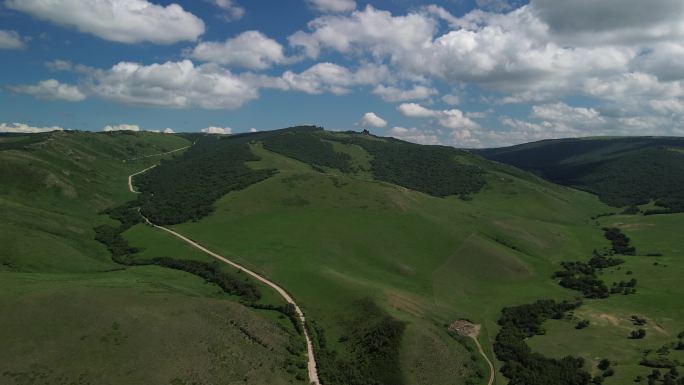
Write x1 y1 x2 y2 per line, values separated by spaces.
1 128 682 385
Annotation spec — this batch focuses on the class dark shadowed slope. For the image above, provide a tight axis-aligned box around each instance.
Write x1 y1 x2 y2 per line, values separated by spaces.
476 137 684 212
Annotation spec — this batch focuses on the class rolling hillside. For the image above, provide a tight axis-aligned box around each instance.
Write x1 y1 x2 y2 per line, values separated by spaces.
476 137 684 213
0 131 301 385
2 128 683 385
131 127 617 385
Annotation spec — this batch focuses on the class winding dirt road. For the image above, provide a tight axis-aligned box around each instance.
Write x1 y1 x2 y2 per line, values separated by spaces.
128 162 320 385
128 165 157 193
470 332 495 385
124 145 190 162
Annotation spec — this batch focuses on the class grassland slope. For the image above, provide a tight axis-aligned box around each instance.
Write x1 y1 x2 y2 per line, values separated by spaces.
139 127 615 385
476 137 684 212
0 131 299 385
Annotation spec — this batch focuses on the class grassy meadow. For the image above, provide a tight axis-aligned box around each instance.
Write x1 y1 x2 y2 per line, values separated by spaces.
0 131 300 385
529 213 684 384
171 132 614 384
3 129 683 385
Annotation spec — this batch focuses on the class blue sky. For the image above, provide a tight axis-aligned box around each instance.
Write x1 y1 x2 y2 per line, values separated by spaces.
1 0 683 147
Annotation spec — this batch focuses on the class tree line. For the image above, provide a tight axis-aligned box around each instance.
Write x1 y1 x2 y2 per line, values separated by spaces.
134 135 275 225
261 131 353 173
93 201 263 302
331 133 486 198
553 226 638 298
494 299 592 385
308 298 406 385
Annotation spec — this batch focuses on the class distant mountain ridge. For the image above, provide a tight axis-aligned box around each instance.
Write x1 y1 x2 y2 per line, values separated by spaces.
476 136 684 213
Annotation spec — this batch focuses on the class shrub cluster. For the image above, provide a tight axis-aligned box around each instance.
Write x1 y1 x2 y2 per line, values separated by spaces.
93 202 144 265
553 246 633 298
494 299 592 385
603 227 636 255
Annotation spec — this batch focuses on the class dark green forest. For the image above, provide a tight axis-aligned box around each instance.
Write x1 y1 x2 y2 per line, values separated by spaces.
135 135 275 225
332 134 486 197
133 127 488 228
477 137 684 212
262 131 353 172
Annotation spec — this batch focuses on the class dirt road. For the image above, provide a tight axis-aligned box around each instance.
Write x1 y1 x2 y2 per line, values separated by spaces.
471 331 495 385
124 145 190 162
127 165 156 193
128 164 320 385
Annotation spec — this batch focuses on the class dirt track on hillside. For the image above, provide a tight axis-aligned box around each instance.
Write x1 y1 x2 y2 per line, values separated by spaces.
128 160 320 385
471 329 495 385
450 321 495 385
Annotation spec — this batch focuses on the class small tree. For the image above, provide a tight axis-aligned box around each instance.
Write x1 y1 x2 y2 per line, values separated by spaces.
630 329 647 339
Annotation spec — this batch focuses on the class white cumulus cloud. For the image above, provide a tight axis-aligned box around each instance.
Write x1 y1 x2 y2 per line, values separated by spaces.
388 127 441 145
372 84 437 102
289 6 436 59
0 30 26 49
201 126 231 134
0 122 64 133
442 94 461 106
10 79 86 102
359 112 387 128
5 0 205 44
398 103 480 130
533 0 684 44
307 0 356 13
189 31 287 69
397 103 440 118
163 128 175 134
86 60 259 109
209 0 245 21
282 62 388 95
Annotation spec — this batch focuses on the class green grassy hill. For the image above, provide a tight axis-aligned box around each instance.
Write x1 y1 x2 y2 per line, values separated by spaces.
0 131 300 385
2 128 683 385
133 127 623 385
476 137 684 213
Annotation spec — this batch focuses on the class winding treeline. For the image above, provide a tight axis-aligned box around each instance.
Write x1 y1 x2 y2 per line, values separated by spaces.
152 257 261 302
93 202 262 302
135 135 275 225
332 134 486 197
603 227 636 255
494 300 591 385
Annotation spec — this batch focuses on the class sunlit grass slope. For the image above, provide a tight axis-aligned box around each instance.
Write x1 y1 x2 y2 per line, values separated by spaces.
0 131 297 385
172 131 613 384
